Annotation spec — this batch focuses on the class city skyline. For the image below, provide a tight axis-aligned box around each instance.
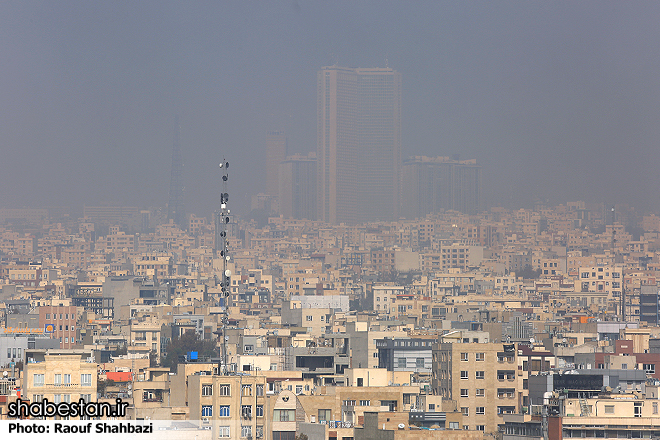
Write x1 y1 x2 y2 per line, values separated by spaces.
2 2 660 217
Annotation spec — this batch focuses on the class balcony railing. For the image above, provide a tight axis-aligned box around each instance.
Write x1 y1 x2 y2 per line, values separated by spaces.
327 421 353 429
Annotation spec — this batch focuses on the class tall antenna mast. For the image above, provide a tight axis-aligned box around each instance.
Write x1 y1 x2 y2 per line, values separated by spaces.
215 159 231 375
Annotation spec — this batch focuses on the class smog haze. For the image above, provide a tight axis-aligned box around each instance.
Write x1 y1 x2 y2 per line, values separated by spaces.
2 1 660 216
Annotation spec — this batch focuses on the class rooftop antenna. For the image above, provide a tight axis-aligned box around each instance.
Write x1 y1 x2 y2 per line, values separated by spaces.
215 159 231 375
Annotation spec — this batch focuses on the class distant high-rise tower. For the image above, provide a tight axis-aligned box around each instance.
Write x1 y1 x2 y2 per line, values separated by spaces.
279 153 317 220
266 130 287 196
401 156 482 218
168 116 185 227
317 66 402 224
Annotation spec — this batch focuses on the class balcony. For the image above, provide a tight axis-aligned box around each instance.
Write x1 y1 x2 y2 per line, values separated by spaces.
327 421 353 429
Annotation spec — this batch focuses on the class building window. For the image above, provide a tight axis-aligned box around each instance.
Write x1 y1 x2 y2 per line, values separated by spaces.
318 409 331 422
241 425 252 438
201 406 212 417
274 409 295 422
476 407 485 415
256 405 264 417
202 385 213 396
256 426 263 438
476 371 485 379
306 316 313 321
415 358 425 368
604 405 615 414
343 400 356 406
220 384 230 396
295 385 303 394
33 374 44 387
449 422 459 430
461 407 469 416
360 400 370 406
398 358 407 369
460 389 469 397
63 374 71 385
80 374 92 387
242 385 252 396
644 364 656 374
654 402 658 415
219 405 230 417
256 384 264 396
54 374 62 386
460 371 469 379
475 353 485 361
461 353 468 361
476 389 485 397
219 427 230 438
242 405 252 419
477 425 485 431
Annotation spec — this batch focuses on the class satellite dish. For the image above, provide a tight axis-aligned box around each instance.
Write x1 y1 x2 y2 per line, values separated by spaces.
225 270 232 277
398 424 405 429
530 338 535 344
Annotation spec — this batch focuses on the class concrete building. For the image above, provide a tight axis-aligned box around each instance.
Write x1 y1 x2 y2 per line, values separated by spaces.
23 349 98 416
401 156 482 218
376 337 434 374
266 130 287 197
317 66 402 224
433 342 524 433
279 153 316 221
188 373 268 440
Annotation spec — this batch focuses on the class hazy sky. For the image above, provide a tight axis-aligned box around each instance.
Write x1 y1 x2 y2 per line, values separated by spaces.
2 1 660 216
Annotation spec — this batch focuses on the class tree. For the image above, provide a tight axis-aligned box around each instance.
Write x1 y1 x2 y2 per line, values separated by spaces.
149 350 159 368
518 265 541 279
97 379 115 397
161 331 217 372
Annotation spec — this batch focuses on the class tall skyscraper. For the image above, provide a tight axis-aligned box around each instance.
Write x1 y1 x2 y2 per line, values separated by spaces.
265 130 287 196
401 156 482 218
168 116 185 227
279 153 317 220
317 66 402 224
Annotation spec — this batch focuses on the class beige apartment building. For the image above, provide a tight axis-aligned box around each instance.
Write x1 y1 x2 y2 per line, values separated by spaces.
432 342 524 433
133 252 173 279
188 373 268 440
23 349 98 416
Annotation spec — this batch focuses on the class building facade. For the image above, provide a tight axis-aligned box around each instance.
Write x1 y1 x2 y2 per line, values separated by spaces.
401 156 482 218
279 153 316 220
317 66 402 224
266 130 288 197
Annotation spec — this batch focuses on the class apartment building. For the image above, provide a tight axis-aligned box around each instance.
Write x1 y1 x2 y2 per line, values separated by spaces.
433 342 524 433
23 349 98 416
188 373 268 439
